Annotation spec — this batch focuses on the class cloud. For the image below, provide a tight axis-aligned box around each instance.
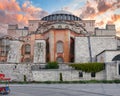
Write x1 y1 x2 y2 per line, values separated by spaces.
66 0 120 32
0 0 48 26
97 0 111 13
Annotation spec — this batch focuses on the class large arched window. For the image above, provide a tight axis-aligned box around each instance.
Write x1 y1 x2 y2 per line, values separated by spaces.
25 44 31 54
56 41 63 53
112 54 120 61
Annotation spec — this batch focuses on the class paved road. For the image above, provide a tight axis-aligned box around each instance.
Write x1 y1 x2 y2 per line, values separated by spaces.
4 84 120 96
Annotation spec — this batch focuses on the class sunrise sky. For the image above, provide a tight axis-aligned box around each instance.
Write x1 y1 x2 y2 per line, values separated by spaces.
0 0 120 35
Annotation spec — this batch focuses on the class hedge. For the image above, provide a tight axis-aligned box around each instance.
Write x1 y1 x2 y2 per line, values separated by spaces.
70 62 105 73
45 61 59 69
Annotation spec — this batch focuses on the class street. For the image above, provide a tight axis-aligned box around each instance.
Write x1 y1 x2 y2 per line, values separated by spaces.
4 84 120 96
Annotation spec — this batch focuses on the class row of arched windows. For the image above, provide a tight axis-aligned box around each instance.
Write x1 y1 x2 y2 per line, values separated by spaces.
23 41 64 54
42 14 81 21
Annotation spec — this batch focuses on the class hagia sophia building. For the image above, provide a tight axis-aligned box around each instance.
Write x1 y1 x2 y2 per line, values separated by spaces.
0 10 120 63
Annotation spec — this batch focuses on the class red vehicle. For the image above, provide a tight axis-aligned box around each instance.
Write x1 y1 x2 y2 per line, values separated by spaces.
0 73 10 95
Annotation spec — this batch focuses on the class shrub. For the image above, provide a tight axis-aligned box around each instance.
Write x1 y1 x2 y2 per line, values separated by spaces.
45 61 59 69
59 73 63 81
24 75 27 82
70 62 104 73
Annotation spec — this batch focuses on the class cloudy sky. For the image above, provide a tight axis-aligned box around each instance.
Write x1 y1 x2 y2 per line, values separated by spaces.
0 0 120 34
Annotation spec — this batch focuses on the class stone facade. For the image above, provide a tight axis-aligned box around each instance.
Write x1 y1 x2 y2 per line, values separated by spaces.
97 50 120 62
7 40 23 63
105 62 120 80
0 63 32 81
0 62 120 81
33 40 46 63
75 36 117 62
32 69 105 81
1 10 119 63
95 25 116 36
0 10 120 81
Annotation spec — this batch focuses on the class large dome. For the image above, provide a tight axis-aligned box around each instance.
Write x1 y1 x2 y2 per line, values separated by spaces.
41 10 81 21
52 10 72 15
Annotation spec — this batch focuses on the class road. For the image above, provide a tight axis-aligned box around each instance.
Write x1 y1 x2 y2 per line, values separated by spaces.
4 84 120 96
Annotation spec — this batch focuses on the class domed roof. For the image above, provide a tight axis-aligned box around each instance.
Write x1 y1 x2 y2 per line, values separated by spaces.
52 10 72 15
41 10 81 21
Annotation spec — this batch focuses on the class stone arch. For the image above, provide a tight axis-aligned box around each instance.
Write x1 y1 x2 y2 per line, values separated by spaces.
112 54 120 61
58 25 62 29
65 25 69 29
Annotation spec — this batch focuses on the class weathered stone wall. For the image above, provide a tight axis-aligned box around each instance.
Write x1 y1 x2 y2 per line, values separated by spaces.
97 50 120 62
33 40 46 63
105 62 119 80
95 29 116 36
0 64 32 81
7 40 23 63
32 69 105 81
75 37 117 63
0 62 119 81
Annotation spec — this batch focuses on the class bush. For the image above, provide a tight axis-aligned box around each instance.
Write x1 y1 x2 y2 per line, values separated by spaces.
24 75 27 82
70 62 104 73
45 61 59 69
59 73 63 81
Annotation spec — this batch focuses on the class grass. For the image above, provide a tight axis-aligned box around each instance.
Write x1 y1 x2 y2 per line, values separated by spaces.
1 80 120 84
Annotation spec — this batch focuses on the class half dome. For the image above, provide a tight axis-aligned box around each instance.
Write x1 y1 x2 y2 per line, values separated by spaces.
41 10 81 21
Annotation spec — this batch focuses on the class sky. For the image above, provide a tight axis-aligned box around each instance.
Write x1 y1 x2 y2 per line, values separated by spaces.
0 0 120 35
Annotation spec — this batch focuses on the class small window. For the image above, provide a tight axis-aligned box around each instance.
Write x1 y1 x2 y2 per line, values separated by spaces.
79 72 83 77
58 25 62 29
91 72 96 77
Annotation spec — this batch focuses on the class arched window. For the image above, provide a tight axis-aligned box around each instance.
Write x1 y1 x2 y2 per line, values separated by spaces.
56 41 63 53
25 44 31 54
58 25 62 29
112 54 120 61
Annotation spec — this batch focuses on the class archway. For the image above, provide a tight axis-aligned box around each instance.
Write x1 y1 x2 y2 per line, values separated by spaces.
46 38 50 62
70 37 74 62
112 54 120 61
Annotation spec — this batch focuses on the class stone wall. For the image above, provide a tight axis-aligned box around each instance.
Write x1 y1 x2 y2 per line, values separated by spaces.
105 62 120 80
33 40 46 63
7 40 23 63
0 63 32 81
32 69 105 81
97 50 120 62
75 36 117 63
0 62 119 81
